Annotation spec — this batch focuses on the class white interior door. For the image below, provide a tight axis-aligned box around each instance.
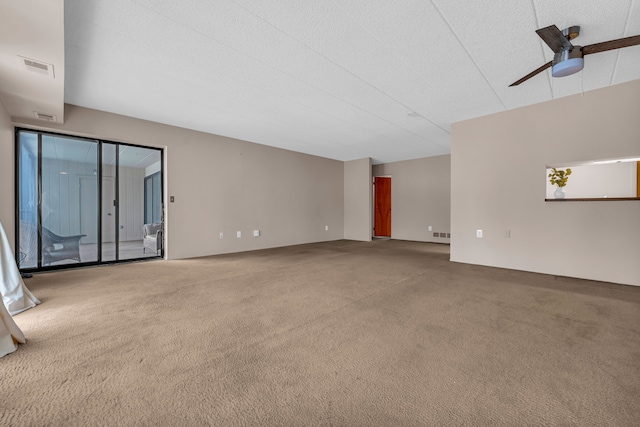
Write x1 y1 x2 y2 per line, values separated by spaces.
80 177 115 245
79 177 98 244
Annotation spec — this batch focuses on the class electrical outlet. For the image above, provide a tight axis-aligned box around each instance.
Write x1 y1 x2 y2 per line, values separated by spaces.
476 229 483 238
253 230 260 237
219 232 223 239
236 231 241 238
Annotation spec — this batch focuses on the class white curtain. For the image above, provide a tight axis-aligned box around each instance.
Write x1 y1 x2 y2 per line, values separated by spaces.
0 292 26 358
0 220 40 358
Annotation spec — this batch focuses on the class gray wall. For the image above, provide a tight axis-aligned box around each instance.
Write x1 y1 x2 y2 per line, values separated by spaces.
451 79 640 286
0 102 13 242
3 104 345 259
343 158 372 241
373 155 451 243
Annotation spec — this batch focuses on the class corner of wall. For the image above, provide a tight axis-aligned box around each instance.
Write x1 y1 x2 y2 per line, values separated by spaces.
344 158 372 242
372 155 451 243
0 101 14 248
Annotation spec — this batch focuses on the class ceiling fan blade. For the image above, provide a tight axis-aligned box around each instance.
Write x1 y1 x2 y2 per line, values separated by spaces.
509 61 552 87
536 25 573 53
583 34 640 55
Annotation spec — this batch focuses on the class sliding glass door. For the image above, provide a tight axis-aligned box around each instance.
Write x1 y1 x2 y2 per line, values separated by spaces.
15 129 163 272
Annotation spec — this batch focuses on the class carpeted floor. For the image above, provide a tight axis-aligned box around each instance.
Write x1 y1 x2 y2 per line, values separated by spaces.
2 239 640 426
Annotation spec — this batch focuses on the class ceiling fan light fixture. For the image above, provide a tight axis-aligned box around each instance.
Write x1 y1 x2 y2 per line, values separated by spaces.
551 48 584 77
552 57 584 77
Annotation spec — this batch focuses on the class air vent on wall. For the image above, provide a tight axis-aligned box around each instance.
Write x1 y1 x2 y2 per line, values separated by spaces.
34 112 56 121
19 56 55 78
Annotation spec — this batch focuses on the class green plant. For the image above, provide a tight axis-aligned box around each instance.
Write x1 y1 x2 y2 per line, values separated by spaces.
548 167 572 187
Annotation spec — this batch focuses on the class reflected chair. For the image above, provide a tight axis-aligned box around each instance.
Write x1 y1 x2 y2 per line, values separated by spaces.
41 227 85 265
19 221 85 266
143 223 163 255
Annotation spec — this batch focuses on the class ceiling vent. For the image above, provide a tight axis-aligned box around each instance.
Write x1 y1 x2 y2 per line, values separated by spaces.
19 56 55 78
34 112 56 121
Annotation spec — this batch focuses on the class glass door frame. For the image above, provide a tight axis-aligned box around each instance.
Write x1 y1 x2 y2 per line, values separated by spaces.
15 127 164 273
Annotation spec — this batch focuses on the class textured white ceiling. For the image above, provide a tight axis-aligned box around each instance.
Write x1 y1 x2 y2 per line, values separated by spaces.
3 1 640 164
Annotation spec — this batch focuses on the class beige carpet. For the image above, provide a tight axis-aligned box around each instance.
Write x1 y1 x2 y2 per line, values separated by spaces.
2 239 639 426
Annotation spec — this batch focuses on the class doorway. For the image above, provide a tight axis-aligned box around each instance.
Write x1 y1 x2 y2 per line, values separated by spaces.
374 176 391 237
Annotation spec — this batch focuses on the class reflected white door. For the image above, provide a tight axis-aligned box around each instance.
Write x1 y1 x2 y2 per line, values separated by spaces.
79 177 98 244
80 177 115 244
102 177 115 243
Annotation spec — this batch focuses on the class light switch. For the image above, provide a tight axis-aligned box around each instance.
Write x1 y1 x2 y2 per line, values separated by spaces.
170 196 175 203
476 229 483 238
236 231 241 238
253 230 260 237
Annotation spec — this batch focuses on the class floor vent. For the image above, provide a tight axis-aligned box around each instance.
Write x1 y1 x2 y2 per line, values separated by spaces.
433 232 451 238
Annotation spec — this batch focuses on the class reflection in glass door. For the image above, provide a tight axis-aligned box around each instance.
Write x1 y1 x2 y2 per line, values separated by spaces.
16 131 38 269
101 143 117 262
118 145 162 260
16 129 163 272
17 132 99 269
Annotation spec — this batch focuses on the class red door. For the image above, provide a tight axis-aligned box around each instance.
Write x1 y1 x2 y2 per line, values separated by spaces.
374 177 391 237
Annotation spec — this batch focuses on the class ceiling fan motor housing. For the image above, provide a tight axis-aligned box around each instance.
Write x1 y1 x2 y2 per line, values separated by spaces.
563 26 581 40
552 47 584 77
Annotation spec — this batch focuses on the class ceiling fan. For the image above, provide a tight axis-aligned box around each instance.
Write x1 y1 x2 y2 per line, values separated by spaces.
510 25 640 86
